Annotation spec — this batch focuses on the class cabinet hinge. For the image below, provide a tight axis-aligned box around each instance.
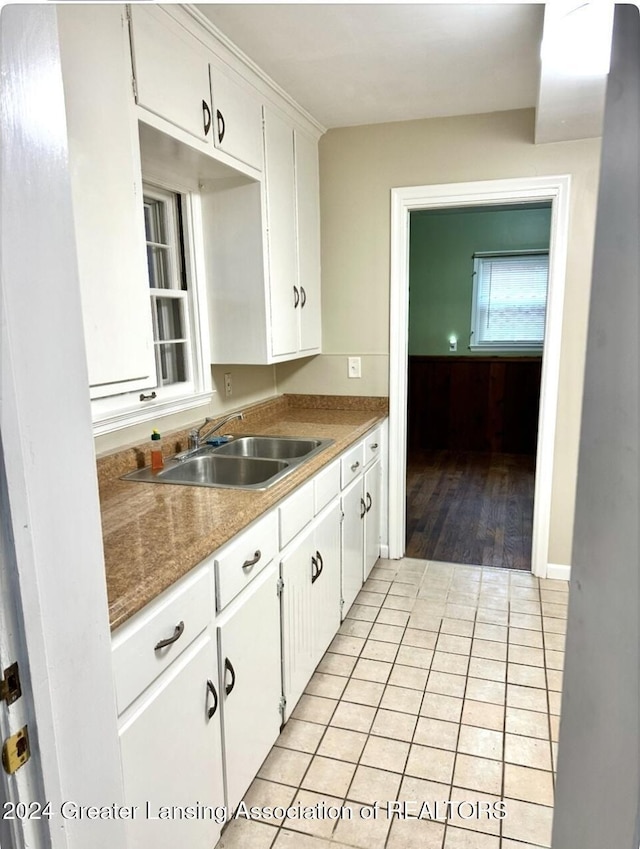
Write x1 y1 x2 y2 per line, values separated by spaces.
2 726 30 775
340 597 345 609
0 663 21 707
340 511 345 524
278 695 286 717
131 75 138 100
276 577 285 597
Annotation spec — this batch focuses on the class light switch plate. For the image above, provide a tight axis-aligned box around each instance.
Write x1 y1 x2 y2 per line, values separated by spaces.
348 357 361 378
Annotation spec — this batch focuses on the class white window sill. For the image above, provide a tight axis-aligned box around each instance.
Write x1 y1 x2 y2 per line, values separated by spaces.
468 344 544 353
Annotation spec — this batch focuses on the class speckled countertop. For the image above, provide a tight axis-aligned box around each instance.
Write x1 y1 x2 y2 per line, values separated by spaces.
99 395 388 630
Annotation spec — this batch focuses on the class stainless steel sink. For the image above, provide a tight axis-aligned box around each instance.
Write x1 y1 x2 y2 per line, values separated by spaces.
122 434 334 490
212 435 327 460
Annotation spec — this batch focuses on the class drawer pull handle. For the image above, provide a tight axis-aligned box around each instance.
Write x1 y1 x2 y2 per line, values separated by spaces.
366 492 372 513
370 442 379 450
206 679 218 719
351 461 360 472
360 498 367 520
242 550 261 570
154 621 184 651
311 554 319 584
224 658 236 696
293 285 300 308
316 550 324 580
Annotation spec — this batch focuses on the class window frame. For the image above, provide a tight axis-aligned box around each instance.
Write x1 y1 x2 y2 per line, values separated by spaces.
469 249 549 352
91 176 212 435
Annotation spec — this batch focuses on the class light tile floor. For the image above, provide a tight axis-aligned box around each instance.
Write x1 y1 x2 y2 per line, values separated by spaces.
216 558 568 849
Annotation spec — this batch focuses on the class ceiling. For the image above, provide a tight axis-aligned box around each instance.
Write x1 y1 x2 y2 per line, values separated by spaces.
197 3 609 142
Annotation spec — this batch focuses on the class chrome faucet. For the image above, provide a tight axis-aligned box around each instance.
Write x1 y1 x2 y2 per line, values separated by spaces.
188 412 244 451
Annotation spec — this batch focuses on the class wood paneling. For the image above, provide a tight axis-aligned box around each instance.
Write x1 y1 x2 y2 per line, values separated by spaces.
408 356 542 455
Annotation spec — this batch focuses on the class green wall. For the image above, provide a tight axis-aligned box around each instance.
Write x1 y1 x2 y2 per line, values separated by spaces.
408 203 552 356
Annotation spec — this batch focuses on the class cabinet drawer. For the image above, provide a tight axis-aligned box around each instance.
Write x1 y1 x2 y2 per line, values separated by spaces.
112 566 211 715
279 479 314 549
363 426 383 466
341 442 365 489
314 459 340 515
215 511 278 611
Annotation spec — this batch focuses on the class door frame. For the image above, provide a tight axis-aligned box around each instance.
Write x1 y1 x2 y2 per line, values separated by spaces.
388 175 571 577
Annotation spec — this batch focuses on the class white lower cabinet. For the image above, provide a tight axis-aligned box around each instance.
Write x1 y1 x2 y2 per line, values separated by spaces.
281 501 342 720
341 455 383 615
216 562 282 812
118 635 225 849
364 459 382 581
341 476 365 616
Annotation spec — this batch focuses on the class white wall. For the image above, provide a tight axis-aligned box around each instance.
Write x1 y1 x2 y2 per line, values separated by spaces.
277 107 601 568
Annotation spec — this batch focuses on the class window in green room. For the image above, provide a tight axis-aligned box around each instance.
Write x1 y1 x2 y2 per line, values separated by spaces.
470 251 549 350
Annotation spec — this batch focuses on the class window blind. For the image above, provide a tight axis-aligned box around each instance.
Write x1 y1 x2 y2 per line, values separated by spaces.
473 253 549 347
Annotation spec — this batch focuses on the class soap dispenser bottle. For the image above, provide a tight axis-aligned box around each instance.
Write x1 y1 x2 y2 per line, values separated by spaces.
150 429 164 472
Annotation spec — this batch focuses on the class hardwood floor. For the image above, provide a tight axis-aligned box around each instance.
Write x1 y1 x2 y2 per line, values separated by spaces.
406 449 535 570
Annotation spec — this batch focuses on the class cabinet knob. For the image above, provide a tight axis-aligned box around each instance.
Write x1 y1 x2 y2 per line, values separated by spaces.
370 442 379 450
351 461 360 472
153 621 184 651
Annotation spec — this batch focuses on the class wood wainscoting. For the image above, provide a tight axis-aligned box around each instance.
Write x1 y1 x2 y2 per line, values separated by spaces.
408 355 543 455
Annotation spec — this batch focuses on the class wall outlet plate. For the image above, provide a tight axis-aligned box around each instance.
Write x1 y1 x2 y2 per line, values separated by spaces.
224 372 232 397
348 357 361 378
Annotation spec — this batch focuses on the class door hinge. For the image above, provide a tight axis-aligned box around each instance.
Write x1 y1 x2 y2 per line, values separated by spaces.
278 695 286 717
2 726 30 775
276 577 285 597
0 663 21 706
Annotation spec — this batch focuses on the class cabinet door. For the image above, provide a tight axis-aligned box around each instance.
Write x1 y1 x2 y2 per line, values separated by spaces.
217 563 281 811
58 6 156 398
341 477 365 617
119 636 224 849
129 5 212 142
281 530 316 720
312 502 342 655
263 108 298 358
364 460 381 581
209 64 263 171
295 130 322 354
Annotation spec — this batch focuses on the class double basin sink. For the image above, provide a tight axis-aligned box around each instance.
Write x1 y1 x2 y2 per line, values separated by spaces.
123 435 334 491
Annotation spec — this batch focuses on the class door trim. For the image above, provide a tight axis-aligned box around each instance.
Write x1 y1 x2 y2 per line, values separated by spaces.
388 175 571 577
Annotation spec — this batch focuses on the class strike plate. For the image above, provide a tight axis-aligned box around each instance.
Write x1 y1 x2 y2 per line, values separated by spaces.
2 726 30 775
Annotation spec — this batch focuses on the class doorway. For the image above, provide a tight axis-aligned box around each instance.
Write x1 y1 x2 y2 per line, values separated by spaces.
405 203 551 569
387 176 571 578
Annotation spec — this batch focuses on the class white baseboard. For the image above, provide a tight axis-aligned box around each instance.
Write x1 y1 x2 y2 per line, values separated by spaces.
546 562 571 581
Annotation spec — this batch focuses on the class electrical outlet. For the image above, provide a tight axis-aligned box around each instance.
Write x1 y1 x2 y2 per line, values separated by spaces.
348 357 362 378
449 336 457 352
224 372 232 397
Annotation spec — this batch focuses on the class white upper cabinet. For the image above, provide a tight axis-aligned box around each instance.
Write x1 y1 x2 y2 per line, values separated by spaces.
295 130 322 353
58 5 156 399
264 108 323 360
264 107 299 358
129 5 212 143
209 62 264 171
